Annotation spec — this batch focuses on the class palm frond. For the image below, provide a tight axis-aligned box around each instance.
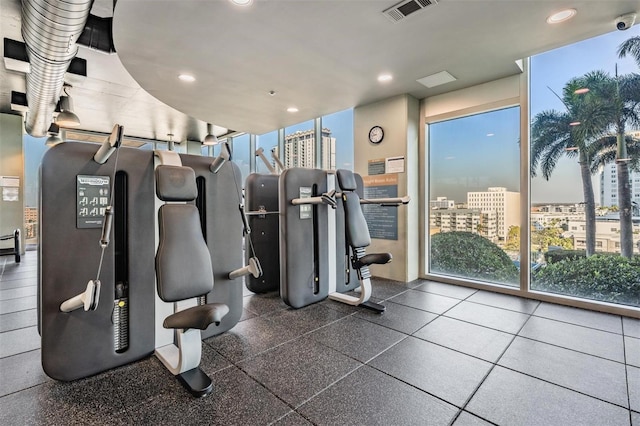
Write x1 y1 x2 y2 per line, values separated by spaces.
618 36 640 68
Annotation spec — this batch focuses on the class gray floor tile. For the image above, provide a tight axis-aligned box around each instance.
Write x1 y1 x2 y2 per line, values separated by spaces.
467 290 539 314
355 300 438 334
308 315 406 362
414 316 513 362
206 315 298 362
238 336 361 408
629 365 640 412
498 337 628 407
265 303 351 336
534 302 623 334
272 411 313 426
199 343 233 377
369 336 492 407
0 285 36 301
625 317 640 339
130 366 291 425
453 411 494 426
0 273 37 283
298 365 458 426
0 309 37 333
0 295 36 314
627 336 640 368
632 410 640 426
243 291 289 316
445 301 530 334
0 325 40 358
519 316 625 362
0 373 129 425
414 281 477 299
467 366 630 426
0 350 50 397
368 278 415 300
240 307 258 322
389 289 461 314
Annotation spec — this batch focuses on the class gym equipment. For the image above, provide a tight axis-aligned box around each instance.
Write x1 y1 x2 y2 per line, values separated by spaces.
154 159 228 397
280 168 409 311
328 169 399 312
40 139 156 381
0 229 21 263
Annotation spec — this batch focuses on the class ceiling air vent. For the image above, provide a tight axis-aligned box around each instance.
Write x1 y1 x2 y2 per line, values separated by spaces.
383 0 438 23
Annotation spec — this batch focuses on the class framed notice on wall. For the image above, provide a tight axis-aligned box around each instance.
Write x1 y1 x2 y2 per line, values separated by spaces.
362 174 399 240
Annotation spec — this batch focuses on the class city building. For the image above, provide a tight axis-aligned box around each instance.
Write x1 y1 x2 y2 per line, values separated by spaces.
278 128 336 170
430 208 497 241
600 162 640 211
565 216 640 254
467 187 520 241
429 196 455 210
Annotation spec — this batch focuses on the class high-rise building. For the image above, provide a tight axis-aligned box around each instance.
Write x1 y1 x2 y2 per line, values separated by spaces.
429 208 497 241
467 187 520 241
429 197 455 210
599 162 640 210
278 128 336 170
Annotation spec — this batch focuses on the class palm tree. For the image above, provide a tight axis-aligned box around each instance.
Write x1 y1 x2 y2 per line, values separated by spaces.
584 70 640 258
531 76 610 257
618 36 640 67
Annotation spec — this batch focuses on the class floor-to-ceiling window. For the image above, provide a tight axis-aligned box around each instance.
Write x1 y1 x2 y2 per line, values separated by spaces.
256 130 279 174
231 134 251 184
427 107 521 288
23 136 49 247
529 27 640 308
283 120 315 169
321 108 353 171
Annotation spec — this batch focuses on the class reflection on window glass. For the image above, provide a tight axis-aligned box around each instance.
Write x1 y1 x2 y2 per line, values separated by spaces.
530 27 640 307
156 142 168 151
322 108 353 171
282 120 315 169
428 107 520 287
256 131 278 174
231 134 251 184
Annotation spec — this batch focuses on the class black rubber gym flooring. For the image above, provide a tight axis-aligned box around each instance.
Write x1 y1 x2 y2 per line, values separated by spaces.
1 251 639 425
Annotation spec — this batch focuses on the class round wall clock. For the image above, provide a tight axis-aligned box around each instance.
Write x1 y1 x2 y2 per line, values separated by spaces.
368 126 384 144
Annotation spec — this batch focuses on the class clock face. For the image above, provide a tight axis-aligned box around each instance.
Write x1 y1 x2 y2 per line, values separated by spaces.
369 126 384 144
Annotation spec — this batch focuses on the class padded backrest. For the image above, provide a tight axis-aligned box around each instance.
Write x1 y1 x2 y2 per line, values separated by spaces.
156 166 214 302
336 169 357 191
156 165 198 202
341 186 371 249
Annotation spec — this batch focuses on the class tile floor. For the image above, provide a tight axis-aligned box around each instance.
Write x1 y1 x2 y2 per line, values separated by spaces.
1 252 639 425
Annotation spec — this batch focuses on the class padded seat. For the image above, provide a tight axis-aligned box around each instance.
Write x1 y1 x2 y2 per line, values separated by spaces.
163 303 230 330
354 253 392 269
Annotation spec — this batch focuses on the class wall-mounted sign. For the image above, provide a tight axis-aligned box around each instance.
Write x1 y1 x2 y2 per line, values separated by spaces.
362 174 398 240
367 158 386 176
299 186 312 219
1 176 20 202
386 156 405 173
77 175 110 229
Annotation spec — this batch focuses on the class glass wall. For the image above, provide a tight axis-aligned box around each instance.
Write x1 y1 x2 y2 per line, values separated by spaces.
283 120 315 169
231 134 251 184
529 27 640 308
23 136 49 246
256 130 279 174
428 107 521 287
321 108 353 171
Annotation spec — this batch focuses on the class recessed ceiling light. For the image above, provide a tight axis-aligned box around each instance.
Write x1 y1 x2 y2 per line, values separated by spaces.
486 133 495 137
574 88 589 94
547 9 577 24
287 107 299 113
230 0 253 6
178 74 196 82
378 73 393 82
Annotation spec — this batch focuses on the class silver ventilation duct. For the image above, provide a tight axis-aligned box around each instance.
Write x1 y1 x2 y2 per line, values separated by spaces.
21 0 94 137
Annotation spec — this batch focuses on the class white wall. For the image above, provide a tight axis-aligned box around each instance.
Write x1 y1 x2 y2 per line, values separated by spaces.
353 94 419 282
0 114 25 252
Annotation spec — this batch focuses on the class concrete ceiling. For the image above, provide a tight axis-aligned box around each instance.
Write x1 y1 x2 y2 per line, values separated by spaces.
2 0 640 141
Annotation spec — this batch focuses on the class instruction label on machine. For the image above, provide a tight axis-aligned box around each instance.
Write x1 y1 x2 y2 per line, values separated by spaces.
363 174 398 240
77 175 110 229
299 187 312 219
